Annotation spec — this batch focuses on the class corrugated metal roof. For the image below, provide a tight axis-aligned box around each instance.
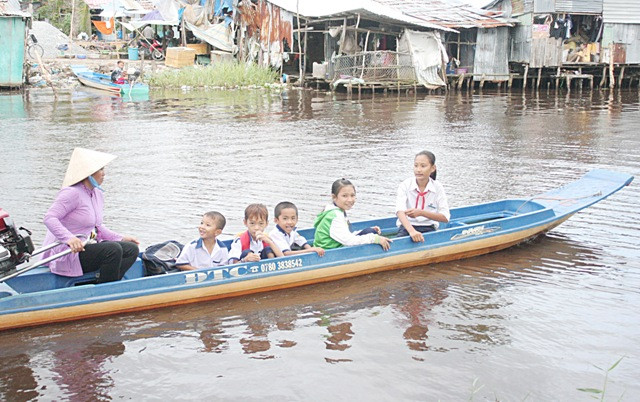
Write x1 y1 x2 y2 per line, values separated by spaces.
267 0 458 32
372 0 516 28
0 0 30 17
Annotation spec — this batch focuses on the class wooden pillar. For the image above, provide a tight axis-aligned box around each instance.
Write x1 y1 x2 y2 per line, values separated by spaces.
480 73 485 89
618 66 625 88
523 64 529 90
599 66 607 88
555 66 560 89
609 48 615 89
537 67 542 90
508 73 513 89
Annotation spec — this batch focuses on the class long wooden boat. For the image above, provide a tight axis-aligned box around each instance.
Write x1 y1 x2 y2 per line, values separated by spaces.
0 169 632 331
70 65 149 97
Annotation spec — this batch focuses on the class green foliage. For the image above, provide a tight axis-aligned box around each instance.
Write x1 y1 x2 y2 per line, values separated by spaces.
577 356 625 401
148 62 280 89
34 0 71 35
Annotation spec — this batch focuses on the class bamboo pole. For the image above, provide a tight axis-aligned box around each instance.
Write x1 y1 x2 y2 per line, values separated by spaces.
70 0 75 40
360 30 370 80
296 0 303 86
302 27 307 86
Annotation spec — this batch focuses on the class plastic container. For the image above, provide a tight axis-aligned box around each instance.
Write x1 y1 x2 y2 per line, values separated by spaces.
128 47 139 61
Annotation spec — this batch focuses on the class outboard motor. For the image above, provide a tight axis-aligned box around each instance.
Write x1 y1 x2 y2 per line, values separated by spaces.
0 209 35 276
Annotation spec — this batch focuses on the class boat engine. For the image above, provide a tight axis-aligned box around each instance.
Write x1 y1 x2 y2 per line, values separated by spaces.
0 208 35 276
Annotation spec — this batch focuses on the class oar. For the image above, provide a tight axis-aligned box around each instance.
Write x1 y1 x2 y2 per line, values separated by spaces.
0 234 94 283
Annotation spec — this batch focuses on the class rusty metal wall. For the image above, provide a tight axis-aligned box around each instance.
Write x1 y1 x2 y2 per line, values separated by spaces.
602 23 640 63
473 27 510 80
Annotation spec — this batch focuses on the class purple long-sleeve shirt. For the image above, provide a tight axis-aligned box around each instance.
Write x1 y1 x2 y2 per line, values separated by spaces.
41 183 122 277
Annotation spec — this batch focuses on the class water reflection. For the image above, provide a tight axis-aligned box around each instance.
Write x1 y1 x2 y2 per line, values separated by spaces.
1 86 639 399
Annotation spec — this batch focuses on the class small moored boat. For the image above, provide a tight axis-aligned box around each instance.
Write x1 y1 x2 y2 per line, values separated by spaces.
0 169 632 331
70 65 149 96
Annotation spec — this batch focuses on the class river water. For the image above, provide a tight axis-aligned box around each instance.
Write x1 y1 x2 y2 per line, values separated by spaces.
0 86 639 400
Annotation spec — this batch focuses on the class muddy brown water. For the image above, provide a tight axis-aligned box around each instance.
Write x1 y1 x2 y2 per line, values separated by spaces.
0 87 639 400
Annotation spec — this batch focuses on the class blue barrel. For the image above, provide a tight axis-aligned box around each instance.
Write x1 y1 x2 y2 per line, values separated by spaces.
128 47 139 61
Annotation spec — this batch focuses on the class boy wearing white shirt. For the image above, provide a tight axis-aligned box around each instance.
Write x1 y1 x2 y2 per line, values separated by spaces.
175 211 229 270
269 201 325 257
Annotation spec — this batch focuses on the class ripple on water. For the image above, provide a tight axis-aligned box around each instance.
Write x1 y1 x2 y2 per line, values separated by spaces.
0 88 639 399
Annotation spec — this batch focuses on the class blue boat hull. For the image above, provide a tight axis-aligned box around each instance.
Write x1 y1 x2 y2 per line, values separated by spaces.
0 169 633 330
71 65 149 96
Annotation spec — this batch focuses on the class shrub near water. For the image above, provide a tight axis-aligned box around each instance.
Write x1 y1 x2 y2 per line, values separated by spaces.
148 62 280 89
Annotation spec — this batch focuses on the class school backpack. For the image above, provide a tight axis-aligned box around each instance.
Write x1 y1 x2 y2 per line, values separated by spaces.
141 240 184 276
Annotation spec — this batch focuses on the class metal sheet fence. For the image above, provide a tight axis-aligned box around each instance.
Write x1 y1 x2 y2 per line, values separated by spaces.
331 51 416 83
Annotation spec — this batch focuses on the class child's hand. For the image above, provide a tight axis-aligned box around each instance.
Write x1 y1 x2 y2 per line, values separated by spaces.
409 230 424 243
312 247 325 257
256 232 272 244
243 253 261 262
404 208 420 218
378 236 392 251
372 226 381 234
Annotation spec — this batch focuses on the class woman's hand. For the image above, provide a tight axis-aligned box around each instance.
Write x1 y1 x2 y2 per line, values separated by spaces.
372 226 382 234
121 235 140 244
409 230 424 243
67 236 85 253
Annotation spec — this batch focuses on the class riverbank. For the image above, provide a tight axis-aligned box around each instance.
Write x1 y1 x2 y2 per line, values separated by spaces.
23 57 170 91
22 58 288 92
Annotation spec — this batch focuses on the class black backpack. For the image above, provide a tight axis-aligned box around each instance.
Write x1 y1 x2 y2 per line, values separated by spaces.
141 240 184 276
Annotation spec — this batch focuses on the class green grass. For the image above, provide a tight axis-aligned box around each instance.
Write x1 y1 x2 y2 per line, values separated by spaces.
148 62 280 89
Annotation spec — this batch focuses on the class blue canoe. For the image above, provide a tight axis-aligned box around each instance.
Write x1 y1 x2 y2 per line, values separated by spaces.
70 65 149 97
0 169 633 331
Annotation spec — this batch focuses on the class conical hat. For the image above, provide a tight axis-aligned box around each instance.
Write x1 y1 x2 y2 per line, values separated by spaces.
62 148 117 187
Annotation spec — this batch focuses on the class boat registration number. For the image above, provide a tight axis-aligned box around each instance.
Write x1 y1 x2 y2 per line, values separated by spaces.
184 258 304 284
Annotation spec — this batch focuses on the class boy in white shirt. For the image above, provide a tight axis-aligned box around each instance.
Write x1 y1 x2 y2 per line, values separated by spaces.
269 201 325 257
175 211 229 270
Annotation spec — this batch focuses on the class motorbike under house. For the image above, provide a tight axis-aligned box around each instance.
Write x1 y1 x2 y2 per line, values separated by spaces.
136 34 165 61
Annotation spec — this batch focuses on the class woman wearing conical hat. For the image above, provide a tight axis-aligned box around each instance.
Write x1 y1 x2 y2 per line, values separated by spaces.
40 148 140 283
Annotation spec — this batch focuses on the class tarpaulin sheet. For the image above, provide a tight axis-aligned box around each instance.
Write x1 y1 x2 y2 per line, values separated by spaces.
185 21 235 53
93 18 115 35
398 29 447 88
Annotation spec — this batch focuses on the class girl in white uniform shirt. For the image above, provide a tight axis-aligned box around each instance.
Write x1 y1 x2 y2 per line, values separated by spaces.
395 151 450 242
